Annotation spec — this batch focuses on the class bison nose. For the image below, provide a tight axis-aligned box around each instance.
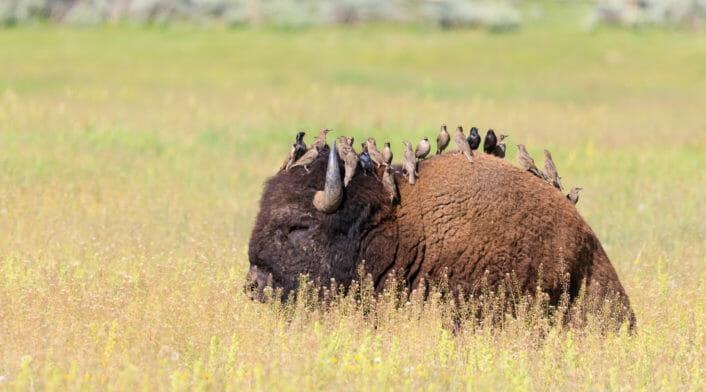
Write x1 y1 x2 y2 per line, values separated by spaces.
244 265 270 301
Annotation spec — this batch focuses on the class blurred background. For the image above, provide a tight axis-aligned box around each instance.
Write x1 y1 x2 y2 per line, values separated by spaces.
1 0 706 28
0 0 705 389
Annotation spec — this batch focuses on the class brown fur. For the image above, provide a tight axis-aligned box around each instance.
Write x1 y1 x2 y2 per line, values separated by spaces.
248 147 634 327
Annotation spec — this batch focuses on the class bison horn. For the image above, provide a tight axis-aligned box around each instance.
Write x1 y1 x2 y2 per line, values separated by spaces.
313 141 343 213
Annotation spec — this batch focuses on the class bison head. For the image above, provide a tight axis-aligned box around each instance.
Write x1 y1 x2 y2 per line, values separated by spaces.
247 143 395 298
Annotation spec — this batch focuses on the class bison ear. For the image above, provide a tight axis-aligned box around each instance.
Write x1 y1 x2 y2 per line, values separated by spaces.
313 141 343 213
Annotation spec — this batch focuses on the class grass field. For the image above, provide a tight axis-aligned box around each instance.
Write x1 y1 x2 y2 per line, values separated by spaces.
1 4 705 390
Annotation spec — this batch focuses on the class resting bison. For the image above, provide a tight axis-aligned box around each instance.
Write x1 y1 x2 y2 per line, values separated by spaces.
248 143 634 326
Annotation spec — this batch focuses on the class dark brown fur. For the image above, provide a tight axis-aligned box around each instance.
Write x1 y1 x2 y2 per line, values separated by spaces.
248 147 634 326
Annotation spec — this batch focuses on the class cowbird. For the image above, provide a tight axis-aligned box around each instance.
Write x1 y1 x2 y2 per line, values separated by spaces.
566 187 582 205
543 149 563 191
454 126 473 163
346 136 354 147
436 124 450 154
289 145 320 173
415 137 430 160
280 143 298 172
382 165 398 204
517 144 548 180
366 138 387 167
382 142 393 165
341 145 359 187
360 143 378 180
492 134 508 158
311 128 331 150
483 129 497 154
467 127 481 151
402 141 417 185
336 136 348 157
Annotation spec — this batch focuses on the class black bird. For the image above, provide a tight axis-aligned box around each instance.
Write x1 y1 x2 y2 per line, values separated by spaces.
493 134 508 158
467 127 481 151
483 129 497 154
282 131 308 171
294 131 307 160
360 143 378 180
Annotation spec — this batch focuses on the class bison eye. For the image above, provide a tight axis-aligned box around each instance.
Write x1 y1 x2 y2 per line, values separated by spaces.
287 224 310 245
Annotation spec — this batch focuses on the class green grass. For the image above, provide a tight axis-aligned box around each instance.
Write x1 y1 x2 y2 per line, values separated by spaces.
1 8 705 391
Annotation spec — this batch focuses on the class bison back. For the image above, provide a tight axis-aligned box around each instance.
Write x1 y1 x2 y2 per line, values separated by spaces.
392 151 633 324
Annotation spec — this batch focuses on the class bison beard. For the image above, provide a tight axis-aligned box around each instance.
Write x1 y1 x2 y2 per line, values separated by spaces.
248 146 635 328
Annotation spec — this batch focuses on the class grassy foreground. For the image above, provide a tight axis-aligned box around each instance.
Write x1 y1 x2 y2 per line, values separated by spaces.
1 12 705 392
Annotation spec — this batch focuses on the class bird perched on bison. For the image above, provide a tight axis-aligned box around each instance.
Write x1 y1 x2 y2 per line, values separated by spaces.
280 143 298 172
336 136 349 157
436 124 450 154
337 139 358 187
567 187 583 204
311 128 331 150
454 126 473 163
483 129 497 154
359 143 378 180
402 141 417 185
415 137 430 160
294 131 307 154
366 138 387 168
382 165 398 204
493 134 508 158
517 144 548 180
280 131 307 171
248 147 635 329
467 127 481 151
288 144 319 173
544 149 563 191
382 142 393 166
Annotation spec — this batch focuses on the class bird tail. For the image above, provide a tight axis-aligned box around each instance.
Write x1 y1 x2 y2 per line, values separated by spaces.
556 177 564 191
529 167 545 179
464 151 473 163
409 174 415 185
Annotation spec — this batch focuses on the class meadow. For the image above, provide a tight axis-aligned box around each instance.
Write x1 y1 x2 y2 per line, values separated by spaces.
1 5 705 391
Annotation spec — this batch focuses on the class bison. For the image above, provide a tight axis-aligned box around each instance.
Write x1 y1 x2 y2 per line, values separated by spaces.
248 142 634 327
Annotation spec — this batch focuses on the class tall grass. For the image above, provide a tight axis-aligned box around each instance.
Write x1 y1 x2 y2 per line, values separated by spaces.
1 20 705 390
